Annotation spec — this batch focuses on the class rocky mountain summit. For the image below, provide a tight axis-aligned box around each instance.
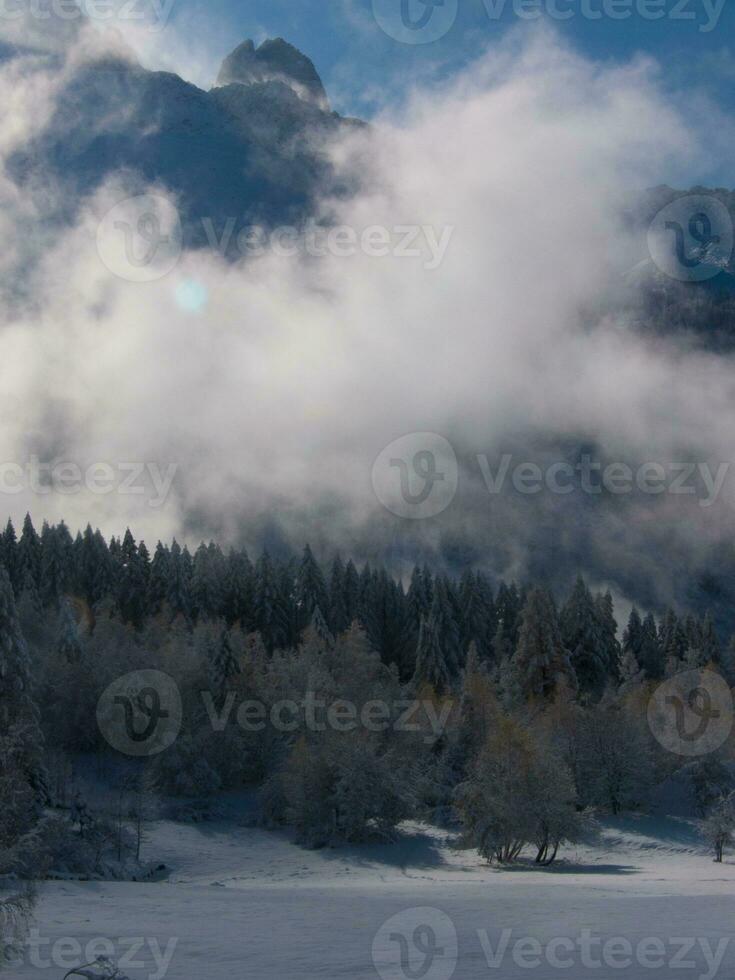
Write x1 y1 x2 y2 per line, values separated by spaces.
6 36 362 253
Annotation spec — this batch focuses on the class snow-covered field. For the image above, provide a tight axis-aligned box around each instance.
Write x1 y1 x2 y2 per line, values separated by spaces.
14 804 735 980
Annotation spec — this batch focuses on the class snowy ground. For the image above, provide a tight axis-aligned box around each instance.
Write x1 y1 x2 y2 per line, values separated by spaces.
13 801 735 980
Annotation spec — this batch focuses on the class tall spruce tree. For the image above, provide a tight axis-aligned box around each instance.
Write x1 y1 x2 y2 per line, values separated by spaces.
297 545 330 631
117 529 149 627
0 566 47 800
2 519 18 594
561 576 607 698
254 552 289 653
328 556 349 637
166 539 193 621
17 514 41 592
515 587 576 700
57 598 83 664
413 613 451 693
595 591 621 684
639 612 664 679
210 627 240 699
148 542 170 615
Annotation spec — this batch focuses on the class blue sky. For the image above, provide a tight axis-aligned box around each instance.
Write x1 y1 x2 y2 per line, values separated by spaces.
165 0 735 131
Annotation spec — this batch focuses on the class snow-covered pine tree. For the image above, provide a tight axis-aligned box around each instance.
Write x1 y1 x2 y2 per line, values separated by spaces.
117 529 150 627
639 612 664 679
210 627 240 700
594 590 621 685
515 587 576 701
413 613 451 694
360 569 413 674
407 566 432 633
342 560 361 625
254 552 289 653
57 598 83 665
76 525 113 607
296 545 330 629
0 566 47 802
39 521 67 609
222 547 255 629
310 604 335 649
622 607 643 666
658 608 687 673
191 542 226 621
459 571 494 663
166 539 193 622
328 556 349 637
2 519 19 594
148 541 170 615
495 582 522 652
16 514 41 593
430 579 463 677
700 612 722 666
561 576 606 698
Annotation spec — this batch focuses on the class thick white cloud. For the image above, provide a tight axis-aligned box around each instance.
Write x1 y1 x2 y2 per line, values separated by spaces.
0 21 733 600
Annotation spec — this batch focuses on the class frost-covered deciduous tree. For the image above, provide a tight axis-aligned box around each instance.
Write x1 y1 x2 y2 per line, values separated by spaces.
703 793 735 863
456 716 585 865
690 757 733 818
529 744 587 865
577 700 652 814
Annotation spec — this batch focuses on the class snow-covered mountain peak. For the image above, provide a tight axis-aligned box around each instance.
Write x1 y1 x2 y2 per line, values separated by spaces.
215 37 329 110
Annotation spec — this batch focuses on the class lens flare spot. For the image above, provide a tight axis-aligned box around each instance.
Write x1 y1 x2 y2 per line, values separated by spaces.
175 279 209 313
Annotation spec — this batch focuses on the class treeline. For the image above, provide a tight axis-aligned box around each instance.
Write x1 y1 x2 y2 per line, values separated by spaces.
1 515 735 895
0 514 732 692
